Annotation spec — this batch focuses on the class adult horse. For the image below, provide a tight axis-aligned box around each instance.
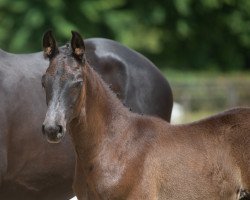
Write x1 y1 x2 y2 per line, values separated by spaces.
42 31 250 200
0 32 173 199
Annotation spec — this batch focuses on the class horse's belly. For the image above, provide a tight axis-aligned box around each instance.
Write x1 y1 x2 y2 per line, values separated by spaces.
0 179 74 200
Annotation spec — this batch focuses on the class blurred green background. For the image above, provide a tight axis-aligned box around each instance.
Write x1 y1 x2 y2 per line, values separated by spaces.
0 0 249 122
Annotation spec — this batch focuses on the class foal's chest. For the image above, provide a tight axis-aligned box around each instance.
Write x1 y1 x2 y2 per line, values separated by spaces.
82 159 132 199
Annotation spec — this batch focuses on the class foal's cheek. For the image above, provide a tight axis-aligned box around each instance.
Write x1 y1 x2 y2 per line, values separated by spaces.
68 98 80 120
66 86 85 120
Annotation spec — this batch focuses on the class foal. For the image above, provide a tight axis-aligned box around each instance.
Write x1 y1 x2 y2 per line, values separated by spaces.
42 31 250 199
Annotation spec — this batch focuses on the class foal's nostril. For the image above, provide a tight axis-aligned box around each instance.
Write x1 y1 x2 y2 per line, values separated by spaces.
42 124 45 135
42 123 64 142
58 125 63 133
43 123 64 143
43 124 61 135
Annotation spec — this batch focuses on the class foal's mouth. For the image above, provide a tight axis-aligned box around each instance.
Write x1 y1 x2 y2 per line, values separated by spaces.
46 132 64 144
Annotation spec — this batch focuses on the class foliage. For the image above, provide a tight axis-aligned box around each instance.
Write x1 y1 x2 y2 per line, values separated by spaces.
0 0 250 71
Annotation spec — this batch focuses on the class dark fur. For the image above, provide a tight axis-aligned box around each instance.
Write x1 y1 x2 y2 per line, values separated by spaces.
0 34 173 199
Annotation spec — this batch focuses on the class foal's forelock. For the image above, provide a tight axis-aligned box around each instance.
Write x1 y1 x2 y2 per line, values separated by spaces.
48 53 81 74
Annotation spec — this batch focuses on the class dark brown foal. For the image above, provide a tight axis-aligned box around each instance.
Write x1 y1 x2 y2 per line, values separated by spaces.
42 31 250 200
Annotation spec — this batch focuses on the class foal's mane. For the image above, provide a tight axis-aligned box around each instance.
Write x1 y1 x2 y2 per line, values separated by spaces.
83 60 128 113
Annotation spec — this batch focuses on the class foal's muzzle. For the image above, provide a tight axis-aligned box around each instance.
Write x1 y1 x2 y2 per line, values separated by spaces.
42 123 64 143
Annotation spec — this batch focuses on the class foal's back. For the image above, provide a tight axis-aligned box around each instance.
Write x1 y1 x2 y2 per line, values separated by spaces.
134 108 250 199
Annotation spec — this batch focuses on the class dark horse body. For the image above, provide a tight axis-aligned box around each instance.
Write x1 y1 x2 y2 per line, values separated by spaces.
0 38 172 199
42 32 250 200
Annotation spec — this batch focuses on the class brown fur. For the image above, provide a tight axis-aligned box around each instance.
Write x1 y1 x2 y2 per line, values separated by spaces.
68 63 250 199
43 32 250 199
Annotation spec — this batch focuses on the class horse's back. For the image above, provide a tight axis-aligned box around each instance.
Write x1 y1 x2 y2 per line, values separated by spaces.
84 38 173 121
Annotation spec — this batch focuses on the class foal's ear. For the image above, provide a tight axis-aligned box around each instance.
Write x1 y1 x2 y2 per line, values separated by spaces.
71 31 85 61
42 30 58 59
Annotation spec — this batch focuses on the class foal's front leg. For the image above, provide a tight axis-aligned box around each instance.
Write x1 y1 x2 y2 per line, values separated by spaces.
126 179 159 200
73 163 88 200
127 189 158 200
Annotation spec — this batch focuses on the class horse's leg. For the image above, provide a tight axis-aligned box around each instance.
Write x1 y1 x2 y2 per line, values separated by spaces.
127 188 158 200
73 162 88 200
127 177 158 200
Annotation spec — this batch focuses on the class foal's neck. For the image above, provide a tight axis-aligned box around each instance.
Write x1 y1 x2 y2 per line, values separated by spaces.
70 64 130 164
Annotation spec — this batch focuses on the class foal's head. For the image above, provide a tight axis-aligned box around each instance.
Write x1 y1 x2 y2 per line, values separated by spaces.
41 31 86 143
